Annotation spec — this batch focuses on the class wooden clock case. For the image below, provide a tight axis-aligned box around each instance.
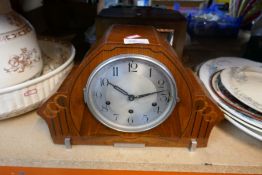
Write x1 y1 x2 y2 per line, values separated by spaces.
38 25 223 147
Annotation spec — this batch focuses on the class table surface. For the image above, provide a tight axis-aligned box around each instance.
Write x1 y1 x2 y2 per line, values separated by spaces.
0 111 261 174
0 31 261 174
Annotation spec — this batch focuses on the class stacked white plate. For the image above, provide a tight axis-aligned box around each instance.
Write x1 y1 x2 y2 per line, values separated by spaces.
0 38 75 120
198 57 262 141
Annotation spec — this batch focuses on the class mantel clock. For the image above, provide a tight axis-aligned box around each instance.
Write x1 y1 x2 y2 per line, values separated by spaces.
38 25 223 148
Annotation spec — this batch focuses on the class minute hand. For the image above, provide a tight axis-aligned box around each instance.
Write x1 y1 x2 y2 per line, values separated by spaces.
135 90 165 99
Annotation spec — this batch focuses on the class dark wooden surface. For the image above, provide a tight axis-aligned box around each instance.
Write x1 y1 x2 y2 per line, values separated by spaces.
38 24 223 147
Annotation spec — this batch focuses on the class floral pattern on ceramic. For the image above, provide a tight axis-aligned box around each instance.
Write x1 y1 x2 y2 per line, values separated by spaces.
0 38 75 120
0 0 43 88
4 48 41 73
231 67 248 83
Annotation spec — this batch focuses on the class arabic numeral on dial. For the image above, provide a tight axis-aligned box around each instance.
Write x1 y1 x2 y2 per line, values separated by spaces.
142 115 149 123
153 106 162 114
160 92 170 103
95 91 103 98
157 106 161 114
128 61 138 72
113 114 119 121
100 78 109 86
113 66 118 76
101 105 108 112
128 117 134 124
157 79 165 88
149 68 152 77
101 101 110 112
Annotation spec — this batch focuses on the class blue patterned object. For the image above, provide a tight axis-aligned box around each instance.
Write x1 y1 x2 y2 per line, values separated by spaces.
187 4 241 37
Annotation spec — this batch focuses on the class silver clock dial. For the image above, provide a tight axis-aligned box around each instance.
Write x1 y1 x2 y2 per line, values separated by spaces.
84 54 178 132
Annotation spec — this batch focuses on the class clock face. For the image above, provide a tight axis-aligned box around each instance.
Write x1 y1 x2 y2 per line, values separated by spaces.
84 54 178 132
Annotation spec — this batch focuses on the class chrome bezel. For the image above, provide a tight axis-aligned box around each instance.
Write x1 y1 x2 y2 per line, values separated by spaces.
84 54 178 132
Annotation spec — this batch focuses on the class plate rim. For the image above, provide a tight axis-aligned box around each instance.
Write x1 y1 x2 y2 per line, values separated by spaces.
198 57 262 129
223 113 262 141
220 67 262 113
220 107 262 133
210 70 262 121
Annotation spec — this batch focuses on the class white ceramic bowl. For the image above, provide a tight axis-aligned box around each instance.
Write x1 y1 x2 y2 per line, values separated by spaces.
0 38 75 120
0 7 43 88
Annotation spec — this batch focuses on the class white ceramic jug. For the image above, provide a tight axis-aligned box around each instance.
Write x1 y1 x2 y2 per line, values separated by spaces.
0 0 43 88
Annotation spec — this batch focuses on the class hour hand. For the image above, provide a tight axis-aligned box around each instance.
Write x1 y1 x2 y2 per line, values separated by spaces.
135 90 165 99
108 81 129 96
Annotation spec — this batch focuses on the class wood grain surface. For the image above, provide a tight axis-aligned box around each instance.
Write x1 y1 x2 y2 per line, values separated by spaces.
38 25 223 147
